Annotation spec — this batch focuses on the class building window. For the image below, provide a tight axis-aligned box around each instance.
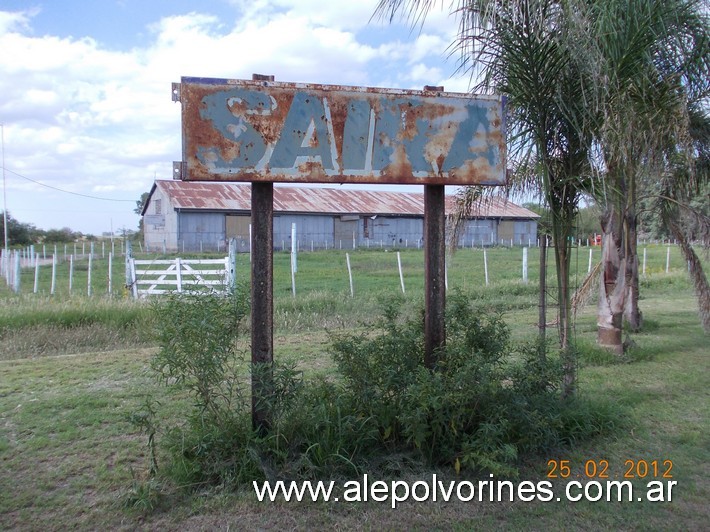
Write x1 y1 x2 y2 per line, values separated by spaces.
155 199 162 214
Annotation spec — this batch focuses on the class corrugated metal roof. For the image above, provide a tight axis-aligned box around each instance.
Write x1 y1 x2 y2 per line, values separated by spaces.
153 180 539 219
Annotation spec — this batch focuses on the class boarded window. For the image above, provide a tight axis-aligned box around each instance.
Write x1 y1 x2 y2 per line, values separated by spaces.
155 199 162 214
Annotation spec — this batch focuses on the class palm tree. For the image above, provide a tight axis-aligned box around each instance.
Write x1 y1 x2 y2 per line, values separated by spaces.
376 0 708 388
376 0 591 397
572 0 710 351
657 103 710 333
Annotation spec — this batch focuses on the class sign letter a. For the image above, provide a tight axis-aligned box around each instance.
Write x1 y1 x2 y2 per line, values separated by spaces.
271 92 336 170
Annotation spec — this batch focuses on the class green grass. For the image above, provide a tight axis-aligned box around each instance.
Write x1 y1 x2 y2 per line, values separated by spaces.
0 245 707 528
6 242 687 298
0 296 155 360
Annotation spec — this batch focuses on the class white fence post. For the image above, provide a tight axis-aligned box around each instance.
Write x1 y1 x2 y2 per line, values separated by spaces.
397 251 405 294
129 258 138 299
108 253 113 295
588 248 593 273
125 240 133 293
290 253 296 298
227 238 237 292
291 223 298 274
522 247 528 283
49 255 56 294
33 255 40 293
484 248 489 286
346 252 354 298
69 255 74 294
176 257 183 292
666 246 671 273
13 252 21 293
69 255 74 293
643 248 647 277
87 254 93 297
445 254 449 291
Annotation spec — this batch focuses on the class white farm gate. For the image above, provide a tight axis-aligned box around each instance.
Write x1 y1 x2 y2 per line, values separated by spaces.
128 256 235 298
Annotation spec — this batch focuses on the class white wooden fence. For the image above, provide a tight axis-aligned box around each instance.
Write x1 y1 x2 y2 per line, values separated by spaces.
128 257 234 298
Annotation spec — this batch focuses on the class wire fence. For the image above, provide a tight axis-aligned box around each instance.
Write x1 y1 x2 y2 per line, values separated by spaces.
1 242 692 301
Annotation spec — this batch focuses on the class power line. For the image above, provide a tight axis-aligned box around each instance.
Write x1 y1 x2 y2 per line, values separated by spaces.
2 166 136 202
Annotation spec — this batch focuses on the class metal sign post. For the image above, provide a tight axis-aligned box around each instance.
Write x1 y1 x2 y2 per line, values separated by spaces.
251 180 274 433
174 76 506 433
424 184 446 368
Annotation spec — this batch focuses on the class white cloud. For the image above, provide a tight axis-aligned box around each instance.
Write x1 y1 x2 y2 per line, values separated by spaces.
232 0 382 31
407 63 444 84
0 3 471 232
408 33 450 64
0 9 34 34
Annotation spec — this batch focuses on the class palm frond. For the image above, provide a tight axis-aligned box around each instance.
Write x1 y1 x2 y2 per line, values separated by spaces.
572 260 602 318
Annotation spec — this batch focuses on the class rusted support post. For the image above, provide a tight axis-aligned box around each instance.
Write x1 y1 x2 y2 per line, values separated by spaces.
424 184 446 368
251 182 274 434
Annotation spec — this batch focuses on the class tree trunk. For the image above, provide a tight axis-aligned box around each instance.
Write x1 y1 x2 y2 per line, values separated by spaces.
624 254 642 331
667 216 710 334
623 178 643 332
553 218 575 397
597 208 626 355
538 235 547 361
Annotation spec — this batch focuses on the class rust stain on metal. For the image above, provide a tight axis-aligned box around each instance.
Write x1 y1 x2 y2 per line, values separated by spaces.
178 77 506 186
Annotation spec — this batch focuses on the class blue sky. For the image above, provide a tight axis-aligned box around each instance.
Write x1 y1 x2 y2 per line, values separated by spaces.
0 0 475 234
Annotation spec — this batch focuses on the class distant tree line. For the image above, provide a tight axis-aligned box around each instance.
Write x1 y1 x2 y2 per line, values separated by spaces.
526 193 709 244
0 211 96 246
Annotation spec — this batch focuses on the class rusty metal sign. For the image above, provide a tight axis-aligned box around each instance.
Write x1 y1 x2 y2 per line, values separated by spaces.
176 77 506 186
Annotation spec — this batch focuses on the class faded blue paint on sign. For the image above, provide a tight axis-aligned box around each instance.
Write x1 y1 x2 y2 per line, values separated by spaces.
181 77 506 185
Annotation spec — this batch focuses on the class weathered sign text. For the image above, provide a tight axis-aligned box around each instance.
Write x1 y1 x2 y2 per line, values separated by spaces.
178 77 506 185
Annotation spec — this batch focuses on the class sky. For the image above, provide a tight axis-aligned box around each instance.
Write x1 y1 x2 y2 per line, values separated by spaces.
0 0 478 235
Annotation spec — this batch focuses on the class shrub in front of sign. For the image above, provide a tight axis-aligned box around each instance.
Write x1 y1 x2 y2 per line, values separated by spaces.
128 288 620 505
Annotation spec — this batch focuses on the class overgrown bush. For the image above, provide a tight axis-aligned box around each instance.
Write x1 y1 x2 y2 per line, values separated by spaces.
142 286 262 487
331 291 617 476
133 287 620 499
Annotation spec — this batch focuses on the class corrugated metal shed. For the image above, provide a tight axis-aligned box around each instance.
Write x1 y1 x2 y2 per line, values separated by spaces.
148 180 538 220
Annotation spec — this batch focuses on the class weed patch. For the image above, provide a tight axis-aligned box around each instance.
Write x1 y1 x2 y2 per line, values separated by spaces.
138 289 621 499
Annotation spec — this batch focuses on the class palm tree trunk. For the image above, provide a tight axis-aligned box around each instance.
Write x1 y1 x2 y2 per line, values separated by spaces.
597 207 626 355
552 209 575 397
538 235 547 360
624 196 643 332
666 216 710 333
